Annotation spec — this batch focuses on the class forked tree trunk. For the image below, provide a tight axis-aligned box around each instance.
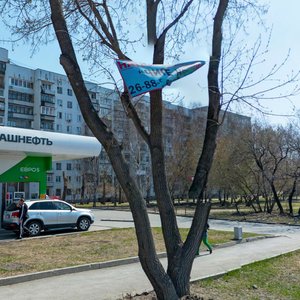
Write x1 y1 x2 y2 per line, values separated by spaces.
270 182 284 214
49 2 178 298
50 0 227 298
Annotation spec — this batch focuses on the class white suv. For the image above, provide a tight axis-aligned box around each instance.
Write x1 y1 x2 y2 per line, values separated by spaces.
3 199 94 236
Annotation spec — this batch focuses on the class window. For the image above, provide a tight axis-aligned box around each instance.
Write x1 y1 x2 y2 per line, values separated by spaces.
77 115 82 122
100 96 110 105
65 113 72 121
56 176 61 182
56 124 62 132
8 91 33 103
57 86 63 94
10 77 33 89
7 120 17 127
40 121 54 130
67 101 72 109
47 175 53 182
89 92 96 99
100 108 110 116
76 127 81 134
0 76 4 89
55 189 61 197
67 125 72 133
53 201 71 210
67 88 73 96
66 163 72 170
42 83 51 91
41 106 55 116
57 112 62 119
30 201 55 210
8 104 33 115
57 99 63 106
56 163 62 170
41 93 55 104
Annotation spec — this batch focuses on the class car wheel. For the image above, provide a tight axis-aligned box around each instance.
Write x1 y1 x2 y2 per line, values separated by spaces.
77 217 90 231
27 221 42 236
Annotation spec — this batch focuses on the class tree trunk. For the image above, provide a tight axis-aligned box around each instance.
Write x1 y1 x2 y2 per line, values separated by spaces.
62 171 67 201
288 178 297 215
49 2 179 298
255 195 263 212
270 182 284 214
218 190 222 204
81 175 85 199
168 202 211 297
50 0 227 298
189 0 228 200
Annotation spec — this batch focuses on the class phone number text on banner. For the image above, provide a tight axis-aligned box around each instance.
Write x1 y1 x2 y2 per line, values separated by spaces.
116 60 206 98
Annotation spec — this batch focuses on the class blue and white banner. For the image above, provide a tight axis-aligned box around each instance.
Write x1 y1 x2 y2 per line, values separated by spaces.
116 60 206 98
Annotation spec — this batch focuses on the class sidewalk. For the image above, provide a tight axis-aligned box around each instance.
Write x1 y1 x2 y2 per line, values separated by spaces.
1 232 300 300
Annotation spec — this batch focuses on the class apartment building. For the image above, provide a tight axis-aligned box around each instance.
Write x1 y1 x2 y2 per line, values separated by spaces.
0 47 251 201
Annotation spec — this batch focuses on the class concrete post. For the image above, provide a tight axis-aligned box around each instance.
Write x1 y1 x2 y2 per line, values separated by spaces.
234 226 243 240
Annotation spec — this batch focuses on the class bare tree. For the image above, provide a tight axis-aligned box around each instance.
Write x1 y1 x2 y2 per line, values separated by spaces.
81 156 100 206
1 0 298 298
48 1 211 298
243 124 291 214
164 106 203 201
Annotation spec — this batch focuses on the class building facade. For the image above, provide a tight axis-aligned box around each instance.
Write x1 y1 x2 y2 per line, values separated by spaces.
0 47 251 201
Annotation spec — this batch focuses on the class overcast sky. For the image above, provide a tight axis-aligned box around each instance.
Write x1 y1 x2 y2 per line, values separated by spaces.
0 1 299 126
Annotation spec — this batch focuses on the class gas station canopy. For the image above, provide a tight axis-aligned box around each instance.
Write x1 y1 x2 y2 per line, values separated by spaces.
0 126 102 175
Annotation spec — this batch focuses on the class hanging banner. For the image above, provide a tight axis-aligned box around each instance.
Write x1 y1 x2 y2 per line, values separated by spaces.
116 60 206 98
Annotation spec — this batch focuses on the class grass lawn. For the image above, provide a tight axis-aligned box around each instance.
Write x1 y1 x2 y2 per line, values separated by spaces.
191 250 300 300
0 228 257 278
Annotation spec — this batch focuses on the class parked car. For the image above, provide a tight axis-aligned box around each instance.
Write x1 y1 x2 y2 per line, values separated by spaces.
2 199 95 236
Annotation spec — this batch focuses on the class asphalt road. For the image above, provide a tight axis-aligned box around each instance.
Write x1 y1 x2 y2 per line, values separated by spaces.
91 208 300 235
1 208 300 242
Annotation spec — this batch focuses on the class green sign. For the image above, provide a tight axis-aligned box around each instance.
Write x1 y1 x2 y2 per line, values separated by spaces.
0 156 52 197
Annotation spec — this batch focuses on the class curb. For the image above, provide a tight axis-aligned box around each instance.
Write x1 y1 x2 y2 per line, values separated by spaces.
0 252 167 287
0 235 273 287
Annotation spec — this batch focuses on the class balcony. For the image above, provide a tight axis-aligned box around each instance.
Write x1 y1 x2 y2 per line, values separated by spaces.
41 88 55 96
41 105 55 117
41 93 55 107
9 85 34 93
41 115 55 122
7 112 34 120
93 102 100 112
0 62 6 74
40 121 55 131
46 180 54 187
9 99 34 107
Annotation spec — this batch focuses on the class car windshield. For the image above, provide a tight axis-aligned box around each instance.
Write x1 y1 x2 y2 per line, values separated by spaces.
6 202 18 211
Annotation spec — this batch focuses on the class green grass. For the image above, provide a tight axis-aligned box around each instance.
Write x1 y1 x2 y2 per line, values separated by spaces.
191 250 300 300
0 227 256 278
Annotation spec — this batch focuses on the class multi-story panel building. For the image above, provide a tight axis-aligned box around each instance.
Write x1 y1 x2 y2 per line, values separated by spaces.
0 47 251 201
